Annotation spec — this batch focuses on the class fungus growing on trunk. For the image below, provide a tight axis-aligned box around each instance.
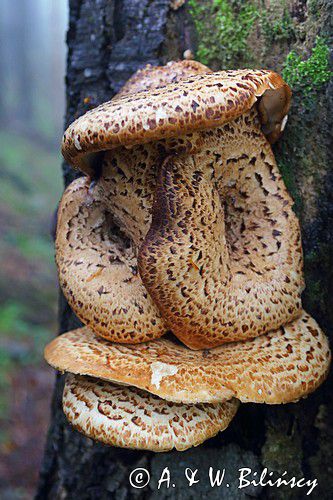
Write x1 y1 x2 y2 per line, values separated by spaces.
56 60 211 343
46 60 330 451
62 68 291 173
56 176 166 343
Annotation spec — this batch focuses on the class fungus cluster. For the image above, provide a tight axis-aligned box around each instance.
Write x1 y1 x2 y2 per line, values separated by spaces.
45 60 330 452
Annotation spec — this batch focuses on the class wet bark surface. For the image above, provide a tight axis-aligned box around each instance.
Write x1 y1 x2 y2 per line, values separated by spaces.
37 1 332 498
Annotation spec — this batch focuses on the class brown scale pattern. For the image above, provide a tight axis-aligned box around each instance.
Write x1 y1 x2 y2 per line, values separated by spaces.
138 108 304 348
57 61 299 347
45 311 331 405
48 60 331 452
96 144 161 247
116 60 212 99
63 374 239 452
76 109 302 348
56 177 166 343
96 132 208 248
62 68 291 173
56 61 216 343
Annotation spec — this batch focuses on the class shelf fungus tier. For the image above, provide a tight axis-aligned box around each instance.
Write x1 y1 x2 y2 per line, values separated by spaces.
62 67 291 172
45 311 330 405
62 374 239 452
58 62 304 348
137 110 304 349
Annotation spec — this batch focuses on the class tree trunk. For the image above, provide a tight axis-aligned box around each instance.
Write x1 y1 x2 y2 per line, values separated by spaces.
37 1 332 498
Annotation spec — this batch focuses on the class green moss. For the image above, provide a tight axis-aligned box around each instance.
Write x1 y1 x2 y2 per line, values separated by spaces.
189 0 259 68
282 37 331 94
308 0 324 19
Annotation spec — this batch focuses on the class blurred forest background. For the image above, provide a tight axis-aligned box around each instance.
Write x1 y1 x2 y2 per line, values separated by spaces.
0 0 67 497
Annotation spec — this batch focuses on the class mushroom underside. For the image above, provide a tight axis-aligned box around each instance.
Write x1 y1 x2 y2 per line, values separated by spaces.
45 311 330 405
63 373 239 452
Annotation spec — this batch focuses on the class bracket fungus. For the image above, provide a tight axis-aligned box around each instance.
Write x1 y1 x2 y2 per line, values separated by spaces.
63 374 239 452
45 60 331 451
45 311 330 405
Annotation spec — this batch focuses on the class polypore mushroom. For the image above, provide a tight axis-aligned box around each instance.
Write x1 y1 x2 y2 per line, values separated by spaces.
62 68 291 170
138 112 304 348
60 65 303 348
45 311 330 405
63 374 239 451
47 60 331 452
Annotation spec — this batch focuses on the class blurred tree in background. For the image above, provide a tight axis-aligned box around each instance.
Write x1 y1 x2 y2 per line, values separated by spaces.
0 1 66 497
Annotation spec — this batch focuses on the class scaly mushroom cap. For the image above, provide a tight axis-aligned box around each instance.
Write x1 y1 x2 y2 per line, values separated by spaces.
63 374 239 452
138 107 304 348
58 109 303 348
116 60 212 98
45 311 330 405
56 176 166 343
62 69 291 173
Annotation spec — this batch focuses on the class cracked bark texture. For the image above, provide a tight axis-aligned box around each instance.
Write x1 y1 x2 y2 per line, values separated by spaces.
37 0 332 498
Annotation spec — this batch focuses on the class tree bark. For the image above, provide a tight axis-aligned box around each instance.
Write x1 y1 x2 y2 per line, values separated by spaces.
37 1 332 498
